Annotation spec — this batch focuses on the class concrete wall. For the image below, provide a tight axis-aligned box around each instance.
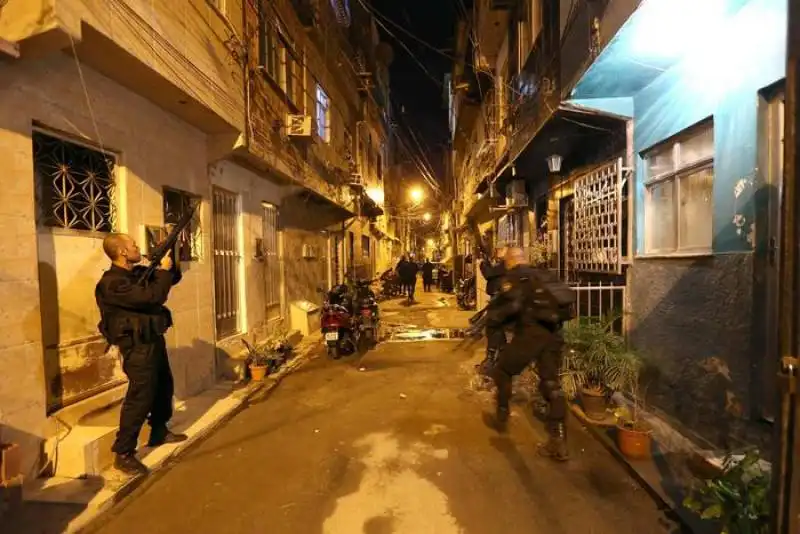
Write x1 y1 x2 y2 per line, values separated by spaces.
0 53 216 476
0 0 244 133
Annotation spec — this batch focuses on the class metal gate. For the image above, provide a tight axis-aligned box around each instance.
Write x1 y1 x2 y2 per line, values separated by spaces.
212 187 240 339
571 157 624 274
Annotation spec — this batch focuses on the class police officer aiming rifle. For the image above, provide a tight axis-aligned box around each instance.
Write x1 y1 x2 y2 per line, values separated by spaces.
95 218 193 476
483 247 576 462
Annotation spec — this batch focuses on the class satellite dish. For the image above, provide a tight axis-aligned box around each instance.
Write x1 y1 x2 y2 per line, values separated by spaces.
376 42 394 66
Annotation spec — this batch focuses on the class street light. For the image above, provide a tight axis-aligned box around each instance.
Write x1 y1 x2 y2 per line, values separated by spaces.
409 187 424 203
423 212 432 222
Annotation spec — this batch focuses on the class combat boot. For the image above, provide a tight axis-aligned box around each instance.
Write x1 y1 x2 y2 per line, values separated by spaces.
539 422 569 461
483 406 509 433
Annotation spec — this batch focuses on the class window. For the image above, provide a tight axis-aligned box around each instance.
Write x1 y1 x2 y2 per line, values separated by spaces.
280 41 303 109
260 17 280 81
315 85 330 142
262 203 280 312
163 188 202 261
212 187 241 339
33 131 116 233
330 0 351 26
362 235 370 257
377 151 383 182
643 122 714 254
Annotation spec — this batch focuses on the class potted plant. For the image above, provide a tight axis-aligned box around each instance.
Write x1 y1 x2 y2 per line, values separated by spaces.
562 315 639 421
683 448 770 534
241 339 273 382
615 378 652 459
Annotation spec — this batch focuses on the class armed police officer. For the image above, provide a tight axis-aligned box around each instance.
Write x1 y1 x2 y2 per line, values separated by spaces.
477 243 507 373
95 233 187 476
484 247 575 462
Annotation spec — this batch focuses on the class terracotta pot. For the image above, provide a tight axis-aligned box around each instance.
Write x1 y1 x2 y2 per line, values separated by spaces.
249 364 268 382
616 422 653 459
580 388 608 420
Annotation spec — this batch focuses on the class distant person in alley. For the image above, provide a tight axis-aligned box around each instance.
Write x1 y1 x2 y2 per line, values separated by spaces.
95 233 187 476
422 258 434 292
397 254 418 301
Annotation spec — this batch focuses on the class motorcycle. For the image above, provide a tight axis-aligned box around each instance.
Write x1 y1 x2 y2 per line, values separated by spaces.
456 276 477 310
377 268 401 299
353 278 380 348
319 284 358 359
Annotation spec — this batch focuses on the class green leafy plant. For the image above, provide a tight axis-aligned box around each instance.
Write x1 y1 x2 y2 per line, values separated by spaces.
241 330 292 371
560 313 642 398
683 449 771 534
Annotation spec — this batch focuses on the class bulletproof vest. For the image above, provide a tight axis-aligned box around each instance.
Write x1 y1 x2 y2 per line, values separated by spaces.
527 269 577 325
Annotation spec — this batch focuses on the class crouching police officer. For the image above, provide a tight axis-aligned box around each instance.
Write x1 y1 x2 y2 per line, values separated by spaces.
95 233 187 476
484 247 570 462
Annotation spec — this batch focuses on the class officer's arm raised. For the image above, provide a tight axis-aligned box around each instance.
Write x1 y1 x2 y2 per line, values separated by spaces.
104 271 174 309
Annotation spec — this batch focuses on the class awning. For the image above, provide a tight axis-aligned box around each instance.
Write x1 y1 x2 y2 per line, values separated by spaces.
279 189 355 231
359 193 384 219
498 102 628 191
464 194 499 226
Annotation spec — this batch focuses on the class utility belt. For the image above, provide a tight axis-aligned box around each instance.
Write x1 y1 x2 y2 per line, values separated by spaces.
99 313 171 349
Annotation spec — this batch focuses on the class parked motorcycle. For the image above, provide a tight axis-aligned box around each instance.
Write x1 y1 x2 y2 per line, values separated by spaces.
319 284 358 360
456 276 477 310
378 268 401 299
353 278 380 348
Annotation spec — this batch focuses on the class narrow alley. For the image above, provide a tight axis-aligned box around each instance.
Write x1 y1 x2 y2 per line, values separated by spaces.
72 292 677 534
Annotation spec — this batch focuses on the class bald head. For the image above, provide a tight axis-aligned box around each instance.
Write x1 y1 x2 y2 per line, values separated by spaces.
504 247 527 269
103 233 142 266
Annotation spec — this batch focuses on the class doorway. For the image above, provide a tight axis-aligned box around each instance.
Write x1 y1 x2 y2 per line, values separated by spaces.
759 85 784 422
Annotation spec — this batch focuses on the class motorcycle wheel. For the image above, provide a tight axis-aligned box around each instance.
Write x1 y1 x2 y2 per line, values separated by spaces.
328 346 342 360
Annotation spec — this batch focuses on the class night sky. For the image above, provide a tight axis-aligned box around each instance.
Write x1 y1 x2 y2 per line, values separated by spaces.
370 0 459 191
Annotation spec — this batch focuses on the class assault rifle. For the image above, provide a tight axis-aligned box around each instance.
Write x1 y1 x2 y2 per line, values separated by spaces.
453 304 490 352
137 201 198 285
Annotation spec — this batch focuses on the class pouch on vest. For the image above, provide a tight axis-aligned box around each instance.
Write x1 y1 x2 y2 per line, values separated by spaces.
529 270 577 324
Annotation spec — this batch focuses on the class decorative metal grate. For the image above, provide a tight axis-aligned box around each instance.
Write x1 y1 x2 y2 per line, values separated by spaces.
262 203 280 309
572 157 624 274
33 131 117 233
213 187 241 340
163 188 202 261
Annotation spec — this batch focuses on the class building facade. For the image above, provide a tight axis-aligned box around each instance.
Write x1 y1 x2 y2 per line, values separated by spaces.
449 0 787 456
0 0 396 481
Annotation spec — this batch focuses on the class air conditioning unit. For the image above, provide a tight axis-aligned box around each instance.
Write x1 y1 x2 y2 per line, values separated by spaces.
506 179 528 207
286 115 313 138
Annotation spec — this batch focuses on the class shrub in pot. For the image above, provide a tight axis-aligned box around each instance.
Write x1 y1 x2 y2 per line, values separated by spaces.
683 448 770 534
241 334 291 382
561 315 641 421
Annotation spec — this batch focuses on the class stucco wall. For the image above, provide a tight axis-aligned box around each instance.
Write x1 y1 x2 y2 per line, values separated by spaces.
0 53 215 476
0 0 244 133
628 254 771 452
632 0 786 254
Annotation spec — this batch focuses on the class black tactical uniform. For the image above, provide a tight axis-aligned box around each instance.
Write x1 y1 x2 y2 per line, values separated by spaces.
95 263 185 474
479 258 507 370
485 263 569 461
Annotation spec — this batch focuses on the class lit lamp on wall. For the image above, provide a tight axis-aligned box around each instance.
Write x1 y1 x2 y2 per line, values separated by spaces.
366 186 385 206
546 154 563 174
423 212 432 222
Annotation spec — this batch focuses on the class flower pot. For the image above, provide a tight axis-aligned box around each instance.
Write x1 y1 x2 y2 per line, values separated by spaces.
249 364 268 382
580 388 608 420
616 421 652 459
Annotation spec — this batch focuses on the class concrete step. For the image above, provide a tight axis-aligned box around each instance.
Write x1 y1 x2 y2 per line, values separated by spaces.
50 383 242 479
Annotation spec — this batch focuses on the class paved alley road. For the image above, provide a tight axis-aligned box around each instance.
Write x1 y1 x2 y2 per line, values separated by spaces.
87 297 677 534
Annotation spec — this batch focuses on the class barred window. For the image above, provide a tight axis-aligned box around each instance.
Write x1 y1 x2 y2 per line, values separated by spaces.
262 203 280 309
33 130 116 233
315 85 331 142
213 187 241 339
163 187 202 261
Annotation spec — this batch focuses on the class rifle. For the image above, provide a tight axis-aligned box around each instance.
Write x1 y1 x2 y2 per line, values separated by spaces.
137 201 198 285
453 305 489 352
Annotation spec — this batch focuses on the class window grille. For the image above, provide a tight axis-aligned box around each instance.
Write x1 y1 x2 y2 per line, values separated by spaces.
33 131 116 233
262 203 280 309
572 157 624 273
163 188 202 261
212 187 241 339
